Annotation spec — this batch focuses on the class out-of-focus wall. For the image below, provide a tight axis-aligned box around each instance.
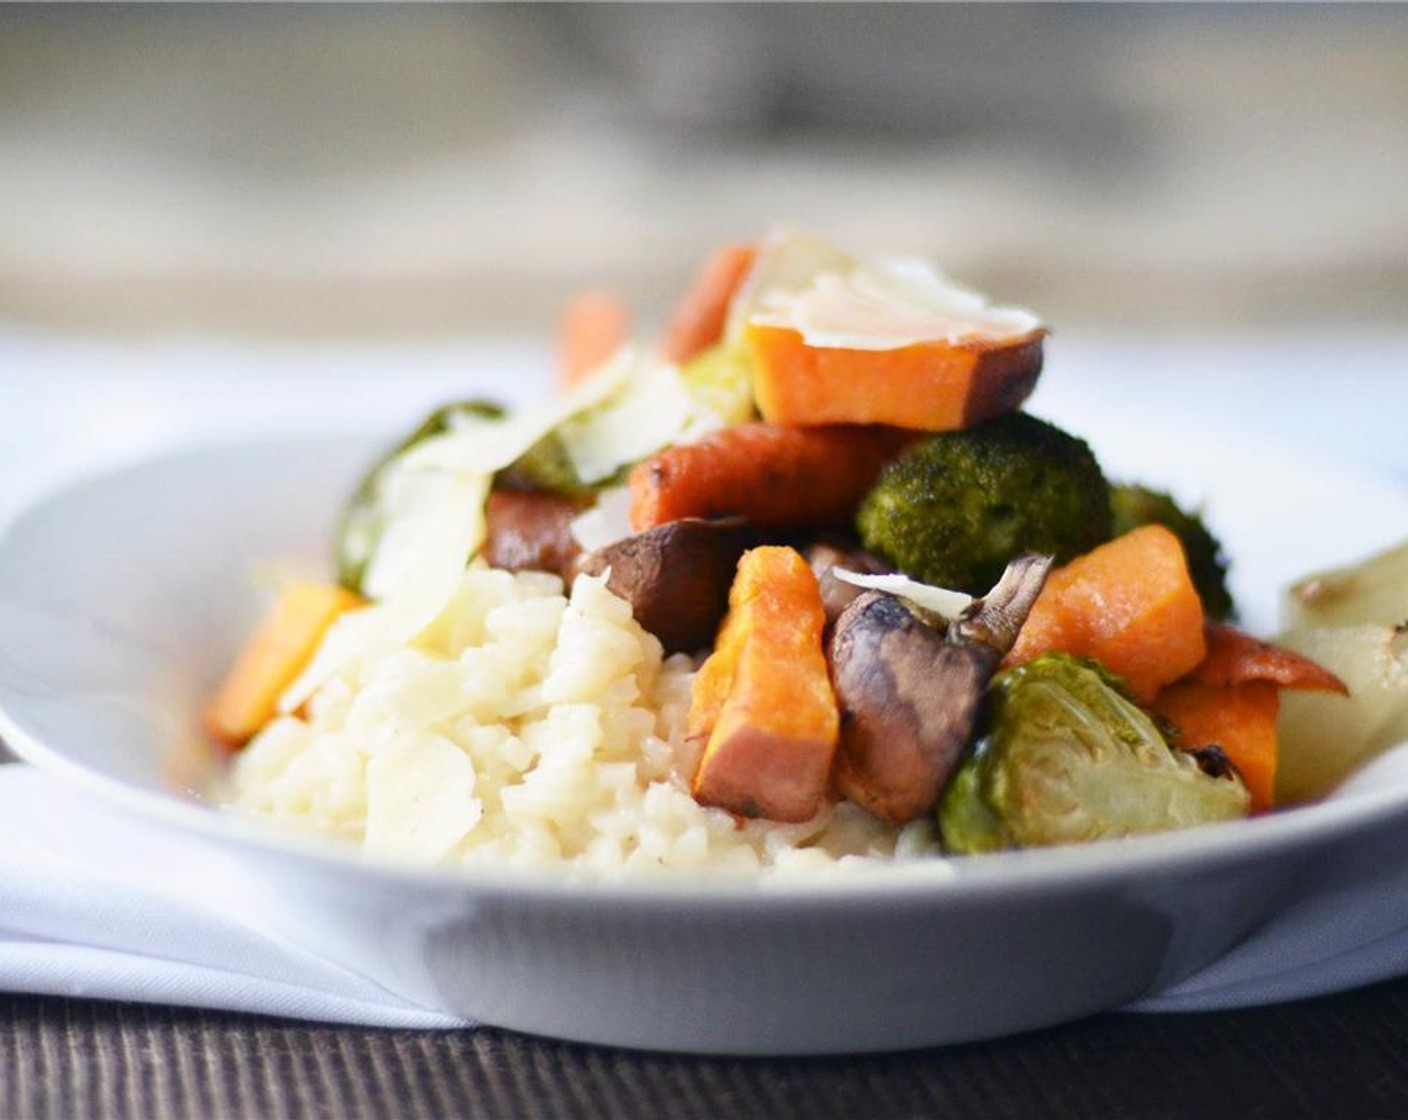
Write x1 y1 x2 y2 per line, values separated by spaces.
1 5 1405 337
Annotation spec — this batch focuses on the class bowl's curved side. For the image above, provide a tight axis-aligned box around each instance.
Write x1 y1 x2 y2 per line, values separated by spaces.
231 823 1309 1054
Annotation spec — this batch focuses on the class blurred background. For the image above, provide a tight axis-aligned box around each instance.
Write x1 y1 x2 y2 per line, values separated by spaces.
2 3 1406 339
3 4 1407 524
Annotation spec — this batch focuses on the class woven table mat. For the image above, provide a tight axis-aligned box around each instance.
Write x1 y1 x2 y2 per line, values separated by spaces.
5 981 1408 1120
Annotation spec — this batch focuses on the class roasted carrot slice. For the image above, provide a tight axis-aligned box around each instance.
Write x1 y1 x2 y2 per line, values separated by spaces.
689 546 839 822
1004 525 1206 702
661 243 757 365
1155 680 1281 812
204 583 365 748
556 289 631 392
745 322 1045 432
1187 622 1348 694
628 422 913 532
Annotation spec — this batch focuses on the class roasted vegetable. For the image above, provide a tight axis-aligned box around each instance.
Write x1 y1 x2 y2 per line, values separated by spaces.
336 399 504 592
663 243 757 366
1110 483 1234 621
829 554 1051 824
938 653 1250 853
689 546 839 822
1004 525 1207 702
1154 680 1281 813
557 289 631 392
678 341 757 426
204 582 365 748
1186 622 1348 693
629 422 913 532
805 541 893 624
1272 538 1408 803
856 412 1110 593
1276 624 1408 803
572 517 754 653
1284 538 1408 630
482 489 588 578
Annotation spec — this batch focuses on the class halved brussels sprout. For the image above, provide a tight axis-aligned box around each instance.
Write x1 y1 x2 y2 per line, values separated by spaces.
938 653 1250 853
336 399 504 592
678 340 756 426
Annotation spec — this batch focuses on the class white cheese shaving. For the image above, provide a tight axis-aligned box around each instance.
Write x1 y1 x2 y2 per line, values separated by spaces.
569 484 635 552
364 732 482 864
832 569 974 621
558 359 700 484
397 350 634 476
734 228 1040 351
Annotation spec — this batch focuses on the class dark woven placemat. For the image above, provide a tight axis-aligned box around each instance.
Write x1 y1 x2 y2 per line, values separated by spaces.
5 978 1408 1120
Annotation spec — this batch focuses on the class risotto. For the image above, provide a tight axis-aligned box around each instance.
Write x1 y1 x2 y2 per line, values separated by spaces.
226 567 941 875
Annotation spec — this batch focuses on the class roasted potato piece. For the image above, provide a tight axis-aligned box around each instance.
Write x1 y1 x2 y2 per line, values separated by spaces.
1276 624 1408 804
1274 538 1408 803
1284 540 1408 630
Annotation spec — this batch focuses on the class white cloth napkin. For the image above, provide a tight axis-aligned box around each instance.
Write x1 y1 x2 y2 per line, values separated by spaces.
0 765 467 1028
6 761 1408 1028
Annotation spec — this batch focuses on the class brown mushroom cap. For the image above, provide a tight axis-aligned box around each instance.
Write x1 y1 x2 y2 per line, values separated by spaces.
572 517 755 653
827 554 1053 825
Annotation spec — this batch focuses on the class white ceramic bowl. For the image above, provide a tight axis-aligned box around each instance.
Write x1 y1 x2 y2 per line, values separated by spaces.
1 418 1407 1055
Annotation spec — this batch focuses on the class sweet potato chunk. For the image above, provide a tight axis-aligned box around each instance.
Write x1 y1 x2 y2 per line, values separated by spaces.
204 583 365 748
689 546 839 822
1004 525 1206 702
745 322 1044 431
1155 680 1281 813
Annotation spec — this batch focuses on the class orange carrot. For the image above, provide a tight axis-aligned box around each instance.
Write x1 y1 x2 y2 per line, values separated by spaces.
556 289 631 392
628 422 913 532
690 546 839 822
1187 622 1348 694
662 243 757 365
1004 525 1206 702
745 322 1045 431
204 583 365 749
1154 680 1280 812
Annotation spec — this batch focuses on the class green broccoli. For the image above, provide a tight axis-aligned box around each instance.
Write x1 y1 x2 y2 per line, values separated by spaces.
1109 483 1234 621
856 412 1111 594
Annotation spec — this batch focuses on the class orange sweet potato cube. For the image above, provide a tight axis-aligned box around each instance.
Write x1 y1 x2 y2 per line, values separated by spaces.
689 546 839 822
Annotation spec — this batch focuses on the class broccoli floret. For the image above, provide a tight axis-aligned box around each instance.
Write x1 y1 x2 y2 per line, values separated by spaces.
856 412 1111 594
1110 483 1234 621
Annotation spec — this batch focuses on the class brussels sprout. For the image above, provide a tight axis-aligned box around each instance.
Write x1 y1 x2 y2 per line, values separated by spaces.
336 399 503 592
939 653 1249 853
856 412 1111 594
678 340 757 426
498 430 595 495
1110 483 1234 621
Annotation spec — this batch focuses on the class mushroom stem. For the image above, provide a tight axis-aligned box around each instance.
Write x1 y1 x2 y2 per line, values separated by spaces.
950 553 1054 658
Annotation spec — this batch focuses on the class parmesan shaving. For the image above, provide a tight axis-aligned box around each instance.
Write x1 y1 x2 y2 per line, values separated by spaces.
832 569 974 621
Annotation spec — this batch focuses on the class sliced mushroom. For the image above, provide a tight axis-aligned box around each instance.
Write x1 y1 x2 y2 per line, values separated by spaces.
828 553 1052 824
805 541 893 625
572 517 755 653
